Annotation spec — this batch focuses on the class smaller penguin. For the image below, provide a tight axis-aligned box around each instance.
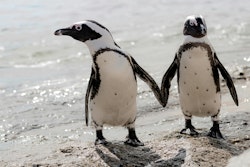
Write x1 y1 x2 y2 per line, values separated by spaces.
161 15 238 138
55 20 164 146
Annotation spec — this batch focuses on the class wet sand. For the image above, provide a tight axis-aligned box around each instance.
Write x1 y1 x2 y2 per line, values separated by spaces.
1 71 250 167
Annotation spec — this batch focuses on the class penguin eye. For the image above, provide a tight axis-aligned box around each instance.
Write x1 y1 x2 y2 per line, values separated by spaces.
189 21 194 26
75 24 82 31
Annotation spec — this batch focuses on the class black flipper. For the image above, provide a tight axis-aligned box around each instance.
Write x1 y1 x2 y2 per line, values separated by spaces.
161 54 178 106
129 56 165 107
214 53 239 106
85 68 95 126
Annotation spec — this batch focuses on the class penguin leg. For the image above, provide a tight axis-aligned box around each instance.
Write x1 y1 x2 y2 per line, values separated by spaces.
94 122 108 145
124 128 144 147
95 129 108 145
208 115 224 139
180 118 199 136
124 121 144 147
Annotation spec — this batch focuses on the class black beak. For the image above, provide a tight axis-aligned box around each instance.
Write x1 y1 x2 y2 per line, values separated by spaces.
184 23 207 38
54 28 72 36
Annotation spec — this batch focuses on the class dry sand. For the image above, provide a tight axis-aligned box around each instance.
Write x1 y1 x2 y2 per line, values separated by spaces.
1 105 249 167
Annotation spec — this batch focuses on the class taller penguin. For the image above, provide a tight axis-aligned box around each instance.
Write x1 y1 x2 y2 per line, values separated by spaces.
55 20 164 146
161 15 238 138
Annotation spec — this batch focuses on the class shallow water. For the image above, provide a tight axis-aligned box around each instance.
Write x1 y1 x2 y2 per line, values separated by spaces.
0 0 250 158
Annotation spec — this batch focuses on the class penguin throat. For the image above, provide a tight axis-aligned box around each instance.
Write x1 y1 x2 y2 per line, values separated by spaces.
183 35 209 44
86 40 120 56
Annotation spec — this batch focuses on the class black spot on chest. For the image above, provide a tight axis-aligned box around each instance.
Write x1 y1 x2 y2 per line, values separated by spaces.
177 42 220 92
90 48 133 100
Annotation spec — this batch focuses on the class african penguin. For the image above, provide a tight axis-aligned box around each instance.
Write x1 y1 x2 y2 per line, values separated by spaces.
161 15 238 138
54 20 164 146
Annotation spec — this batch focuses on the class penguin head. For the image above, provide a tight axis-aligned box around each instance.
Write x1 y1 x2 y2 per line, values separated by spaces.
55 20 119 54
183 15 207 38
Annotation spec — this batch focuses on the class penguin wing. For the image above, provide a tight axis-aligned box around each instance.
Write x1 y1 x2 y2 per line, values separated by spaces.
129 56 165 107
214 53 239 106
85 68 95 126
161 54 178 106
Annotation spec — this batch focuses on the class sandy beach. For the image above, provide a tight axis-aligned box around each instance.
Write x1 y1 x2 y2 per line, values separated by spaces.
1 73 249 167
1 1 250 166
1 108 249 167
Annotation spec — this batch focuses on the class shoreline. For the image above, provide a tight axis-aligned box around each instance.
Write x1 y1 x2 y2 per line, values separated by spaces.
0 72 250 167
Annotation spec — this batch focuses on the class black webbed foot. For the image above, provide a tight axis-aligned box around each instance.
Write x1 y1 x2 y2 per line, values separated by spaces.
95 130 108 145
95 138 108 145
124 128 144 147
208 121 224 139
180 119 199 136
124 138 144 147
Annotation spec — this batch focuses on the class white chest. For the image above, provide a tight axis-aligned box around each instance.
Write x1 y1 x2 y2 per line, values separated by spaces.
90 51 137 126
178 47 221 117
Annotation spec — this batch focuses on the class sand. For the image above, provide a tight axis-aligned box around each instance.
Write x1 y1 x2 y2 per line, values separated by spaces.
1 105 249 167
1 70 250 167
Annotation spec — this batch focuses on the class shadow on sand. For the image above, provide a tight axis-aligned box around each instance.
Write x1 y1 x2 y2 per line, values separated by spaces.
95 142 186 167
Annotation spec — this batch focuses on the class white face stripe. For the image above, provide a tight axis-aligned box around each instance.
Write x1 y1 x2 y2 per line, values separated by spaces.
186 15 197 26
70 20 111 37
67 20 118 55
185 15 204 26
69 21 87 30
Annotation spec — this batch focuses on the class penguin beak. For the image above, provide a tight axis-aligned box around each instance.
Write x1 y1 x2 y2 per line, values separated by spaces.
54 28 72 36
54 27 84 42
183 23 207 38
200 24 207 36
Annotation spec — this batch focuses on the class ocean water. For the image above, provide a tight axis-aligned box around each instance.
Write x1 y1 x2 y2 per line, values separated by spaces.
0 0 250 155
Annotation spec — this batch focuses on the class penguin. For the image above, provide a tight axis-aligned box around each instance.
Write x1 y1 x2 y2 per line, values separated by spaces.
161 15 238 138
54 20 164 146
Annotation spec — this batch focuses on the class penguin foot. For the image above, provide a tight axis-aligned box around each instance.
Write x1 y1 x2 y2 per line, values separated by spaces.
125 128 144 147
95 138 108 145
207 121 224 139
180 127 199 136
180 119 199 136
124 138 144 147
95 129 108 145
